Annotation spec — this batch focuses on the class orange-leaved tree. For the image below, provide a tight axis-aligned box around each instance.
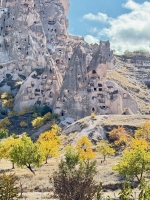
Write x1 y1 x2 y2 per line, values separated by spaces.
108 126 131 149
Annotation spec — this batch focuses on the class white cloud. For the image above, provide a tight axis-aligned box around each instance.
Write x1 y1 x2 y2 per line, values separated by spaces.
83 12 109 23
83 0 150 54
84 35 99 44
89 27 99 34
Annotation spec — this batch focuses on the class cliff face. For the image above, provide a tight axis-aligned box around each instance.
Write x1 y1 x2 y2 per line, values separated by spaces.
0 0 138 119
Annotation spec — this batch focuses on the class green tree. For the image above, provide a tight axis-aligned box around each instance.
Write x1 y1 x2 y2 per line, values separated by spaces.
0 129 8 139
0 173 19 200
10 135 44 174
113 139 150 183
96 140 115 161
53 148 97 200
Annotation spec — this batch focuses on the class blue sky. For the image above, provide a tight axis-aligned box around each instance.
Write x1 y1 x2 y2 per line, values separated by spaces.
68 0 150 54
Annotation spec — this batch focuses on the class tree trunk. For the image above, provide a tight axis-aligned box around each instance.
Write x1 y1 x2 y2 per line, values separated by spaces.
45 156 48 164
20 182 23 198
12 162 15 169
26 164 35 175
103 156 106 162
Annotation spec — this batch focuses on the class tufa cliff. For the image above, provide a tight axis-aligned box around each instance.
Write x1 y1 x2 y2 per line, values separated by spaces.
0 0 138 120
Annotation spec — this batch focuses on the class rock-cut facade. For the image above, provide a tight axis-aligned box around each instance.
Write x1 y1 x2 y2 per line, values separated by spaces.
0 0 138 120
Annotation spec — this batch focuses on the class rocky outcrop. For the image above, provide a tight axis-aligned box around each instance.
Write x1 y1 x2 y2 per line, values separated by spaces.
0 0 139 119
63 115 150 144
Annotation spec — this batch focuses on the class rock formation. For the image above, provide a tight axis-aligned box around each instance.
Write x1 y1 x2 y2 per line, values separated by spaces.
0 0 138 120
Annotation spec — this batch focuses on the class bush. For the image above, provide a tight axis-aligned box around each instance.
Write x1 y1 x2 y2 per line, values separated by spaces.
0 129 8 139
2 99 14 109
52 148 97 200
20 121 28 127
18 110 25 116
0 118 11 129
0 173 19 200
91 113 96 118
1 92 12 100
23 106 29 112
40 105 52 116
32 117 44 128
43 112 51 121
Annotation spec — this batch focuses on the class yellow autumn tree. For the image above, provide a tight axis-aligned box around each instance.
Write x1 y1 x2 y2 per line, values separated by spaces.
37 129 61 164
135 120 150 142
0 136 21 169
32 117 44 128
96 140 115 161
76 136 95 160
51 124 62 135
113 138 150 183
130 138 149 150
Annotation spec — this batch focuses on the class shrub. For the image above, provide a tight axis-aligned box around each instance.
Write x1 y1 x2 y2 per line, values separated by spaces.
20 121 28 127
32 117 44 128
91 112 96 118
8 112 13 117
0 118 11 129
32 113 38 118
2 99 14 109
43 112 51 121
52 148 97 200
1 92 12 100
0 129 8 139
40 105 52 116
23 106 29 112
0 173 19 200
18 110 25 116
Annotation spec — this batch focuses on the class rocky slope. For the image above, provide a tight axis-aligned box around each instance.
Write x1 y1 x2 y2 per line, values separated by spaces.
108 55 150 114
62 114 150 145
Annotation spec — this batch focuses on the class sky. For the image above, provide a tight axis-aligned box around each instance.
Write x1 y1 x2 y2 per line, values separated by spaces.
68 0 150 54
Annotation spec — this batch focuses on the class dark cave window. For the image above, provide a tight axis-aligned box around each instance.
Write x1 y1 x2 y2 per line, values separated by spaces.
92 107 95 111
98 83 102 87
92 70 96 74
